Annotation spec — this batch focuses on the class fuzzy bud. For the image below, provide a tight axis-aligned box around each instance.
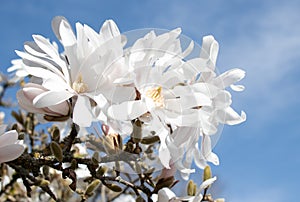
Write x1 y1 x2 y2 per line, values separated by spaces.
203 165 212 182
85 179 101 196
96 166 107 177
105 183 123 192
187 180 197 196
50 141 63 162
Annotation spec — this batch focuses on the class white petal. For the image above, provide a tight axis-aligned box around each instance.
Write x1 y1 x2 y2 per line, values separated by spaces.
0 130 18 148
230 84 245 91
100 19 120 40
158 188 176 202
23 67 66 84
32 35 59 60
198 176 217 192
201 135 219 165
181 40 194 58
216 107 246 125
73 96 93 127
214 68 245 88
51 16 69 41
0 144 24 164
42 78 71 91
107 101 147 121
33 90 73 108
59 19 76 46
16 51 65 79
194 145 207 169
213 90 232 109
200 35 219 67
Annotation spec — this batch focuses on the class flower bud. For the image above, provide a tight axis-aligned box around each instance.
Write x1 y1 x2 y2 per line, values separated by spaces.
96 166 107 177
187 180 197 196
17 83 70 122
51 126 60 142
215 198 225 202
92 152 101 165
50 141 63 162
105 183 122 192
203 165 212 182
39 179 50 186
136 196 146 202
70 159 78 170
85 179 101 196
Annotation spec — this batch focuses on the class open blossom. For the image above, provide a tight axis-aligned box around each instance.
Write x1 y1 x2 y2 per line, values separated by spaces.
14 16 134 127
0 126 24 164
166 35 246 178
108 29 212 168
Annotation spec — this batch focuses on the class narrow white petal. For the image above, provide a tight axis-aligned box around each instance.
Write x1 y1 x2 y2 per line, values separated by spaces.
33 90 73 108
0 144 24 164
200 35 219 67
230 84 245 91
73 96 93 127
216 107 246 125
213 91 232 109
198 176 217 192
16 51 65 78
181 40 194 58
214 68 245 88
32 35 59 60
59 19 76 46
51 16 69 41
107 101 147 121
100 19 120 40
194 146 207 169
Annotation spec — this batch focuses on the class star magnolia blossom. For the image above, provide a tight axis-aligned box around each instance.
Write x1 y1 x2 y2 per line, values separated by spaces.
0 126 25 164
15 16 134 127
108 29 213 168
166 36 246 178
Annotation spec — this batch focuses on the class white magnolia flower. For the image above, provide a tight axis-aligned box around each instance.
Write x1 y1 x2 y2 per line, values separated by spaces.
165 36 246 178
108 30 213 168
0 126 25 164
151 176 217 202
14 16 133 127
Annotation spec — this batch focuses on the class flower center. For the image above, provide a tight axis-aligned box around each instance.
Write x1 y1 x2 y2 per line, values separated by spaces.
72 74 88 94
145 86 164 107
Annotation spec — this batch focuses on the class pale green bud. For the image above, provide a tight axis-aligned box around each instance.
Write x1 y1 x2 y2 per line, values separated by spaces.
85 179 101 196
203 165 212 182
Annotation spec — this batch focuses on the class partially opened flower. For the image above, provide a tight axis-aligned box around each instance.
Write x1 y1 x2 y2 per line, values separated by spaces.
0 126 25 164
14 16 133 127
17 83 70 122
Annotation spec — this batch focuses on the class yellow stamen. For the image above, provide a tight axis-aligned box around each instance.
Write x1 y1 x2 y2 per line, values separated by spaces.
145 86 164 107
72 74 88 93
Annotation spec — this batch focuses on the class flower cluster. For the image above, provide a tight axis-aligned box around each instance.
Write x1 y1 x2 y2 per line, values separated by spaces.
2 16 246 201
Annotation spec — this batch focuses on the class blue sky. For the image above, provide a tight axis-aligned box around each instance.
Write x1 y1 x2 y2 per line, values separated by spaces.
0 0 299 201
